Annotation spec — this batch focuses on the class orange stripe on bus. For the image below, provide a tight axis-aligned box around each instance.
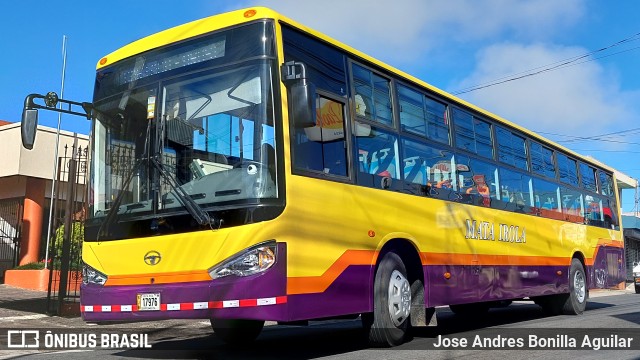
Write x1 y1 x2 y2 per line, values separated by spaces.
584 238 624 266
287 242 623 295
421 253 571 266
105 270 211 286
287 250 378 295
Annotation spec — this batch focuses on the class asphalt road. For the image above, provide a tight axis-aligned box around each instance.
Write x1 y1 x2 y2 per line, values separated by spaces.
2 293 639 360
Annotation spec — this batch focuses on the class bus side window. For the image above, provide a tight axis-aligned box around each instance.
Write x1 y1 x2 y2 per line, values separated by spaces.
369 148 396 178
292 95 348 177
352 63 393 127
356 125 400 189
403 156 426 185
560 187 585 223
533 178 564 220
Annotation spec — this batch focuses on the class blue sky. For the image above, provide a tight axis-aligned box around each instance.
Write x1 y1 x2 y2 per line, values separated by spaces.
1 1 639 211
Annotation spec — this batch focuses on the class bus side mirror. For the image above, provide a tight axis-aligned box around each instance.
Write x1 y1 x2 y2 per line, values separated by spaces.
281 61 316 128
21 108 38 150
20 92 94 150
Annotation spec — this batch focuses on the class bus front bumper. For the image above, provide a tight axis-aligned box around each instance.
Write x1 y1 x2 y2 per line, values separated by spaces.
80 244 287 322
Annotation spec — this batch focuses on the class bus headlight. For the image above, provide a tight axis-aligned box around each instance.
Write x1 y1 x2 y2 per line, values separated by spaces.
208 241 276 279
82 263 108 286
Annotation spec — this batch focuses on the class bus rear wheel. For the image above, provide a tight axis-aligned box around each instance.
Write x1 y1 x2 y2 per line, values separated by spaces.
536 259 587 315
365 252 411 347
563 258 587 315
210 318 264 345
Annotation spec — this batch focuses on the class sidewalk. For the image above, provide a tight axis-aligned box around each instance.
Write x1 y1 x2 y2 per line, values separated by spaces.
589 282 637 298
0 285 48 320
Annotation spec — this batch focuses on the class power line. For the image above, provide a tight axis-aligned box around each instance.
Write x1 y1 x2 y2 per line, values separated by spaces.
452 31 640 95
536 127 640 145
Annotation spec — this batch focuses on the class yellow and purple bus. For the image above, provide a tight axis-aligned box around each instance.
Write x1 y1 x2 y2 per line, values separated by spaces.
21 7 624 347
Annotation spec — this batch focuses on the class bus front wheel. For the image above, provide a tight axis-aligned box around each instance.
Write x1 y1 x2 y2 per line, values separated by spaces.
210 318 264 345
365 252 411 347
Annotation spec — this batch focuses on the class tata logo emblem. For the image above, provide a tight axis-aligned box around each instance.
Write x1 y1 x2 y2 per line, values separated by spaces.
144 251 162 266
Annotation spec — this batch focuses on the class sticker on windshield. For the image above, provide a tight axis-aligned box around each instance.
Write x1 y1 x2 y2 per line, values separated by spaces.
147 96 156 119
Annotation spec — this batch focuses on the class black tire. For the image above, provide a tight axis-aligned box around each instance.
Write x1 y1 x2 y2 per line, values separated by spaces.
211 318 264 345
562 258 588 315
449 302 490 315
366 252 411 347
535 259 587 315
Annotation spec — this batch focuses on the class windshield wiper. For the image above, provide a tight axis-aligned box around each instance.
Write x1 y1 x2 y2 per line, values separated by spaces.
97 156 147 239
96 153 213 239
150 155 213 226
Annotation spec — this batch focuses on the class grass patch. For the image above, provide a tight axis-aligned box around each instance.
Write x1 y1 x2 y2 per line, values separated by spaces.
12 262 46 270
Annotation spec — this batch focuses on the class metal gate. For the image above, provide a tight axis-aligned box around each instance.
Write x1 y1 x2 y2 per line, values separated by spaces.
46 143 87 315
0 198 23 281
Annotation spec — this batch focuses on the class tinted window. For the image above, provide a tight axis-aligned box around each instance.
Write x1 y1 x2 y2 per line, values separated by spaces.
557 153 578 186
356 123 399 188
560 186 584 223
292 95 348 177
498 167 533 212
530 141 556 179
453 108 492 159
598 170 614 196
401 139 457 198
456 154 499 208
533 178 563 220
579 163 597 192
585 194 618 229
353 64 393 126
496 126 528 170
283 25 346 94
397 84 449 144
585 194 603 226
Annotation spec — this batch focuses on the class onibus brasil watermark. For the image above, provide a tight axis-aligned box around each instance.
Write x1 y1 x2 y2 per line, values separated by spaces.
4 329 151 350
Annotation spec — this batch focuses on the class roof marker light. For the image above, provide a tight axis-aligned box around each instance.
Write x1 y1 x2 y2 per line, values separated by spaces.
244 9 257 18
99 57 108 66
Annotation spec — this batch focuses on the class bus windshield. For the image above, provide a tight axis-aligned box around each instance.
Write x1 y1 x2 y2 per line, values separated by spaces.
87 24 278 232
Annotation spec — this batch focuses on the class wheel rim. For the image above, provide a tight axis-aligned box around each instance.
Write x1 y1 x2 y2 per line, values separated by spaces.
574 269 586 303
388 270 411 327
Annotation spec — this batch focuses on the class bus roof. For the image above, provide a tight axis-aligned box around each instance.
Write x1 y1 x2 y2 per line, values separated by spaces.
97 6 615 174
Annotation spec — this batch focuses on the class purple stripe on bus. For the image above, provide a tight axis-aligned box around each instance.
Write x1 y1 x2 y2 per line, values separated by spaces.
423 264 569 307
286 266 373 321
591 246 626 288
82 248 624 323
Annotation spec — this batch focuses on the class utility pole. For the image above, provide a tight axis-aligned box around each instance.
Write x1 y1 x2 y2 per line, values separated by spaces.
44 35 68 269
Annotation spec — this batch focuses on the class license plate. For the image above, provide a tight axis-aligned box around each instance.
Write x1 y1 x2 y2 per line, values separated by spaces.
137 293 161 311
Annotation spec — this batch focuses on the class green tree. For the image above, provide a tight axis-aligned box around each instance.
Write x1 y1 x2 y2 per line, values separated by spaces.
54 221 84 270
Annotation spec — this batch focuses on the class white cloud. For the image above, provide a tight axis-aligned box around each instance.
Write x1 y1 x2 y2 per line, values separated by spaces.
423 0 585 42
236 0 585 64
452 43 635 136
